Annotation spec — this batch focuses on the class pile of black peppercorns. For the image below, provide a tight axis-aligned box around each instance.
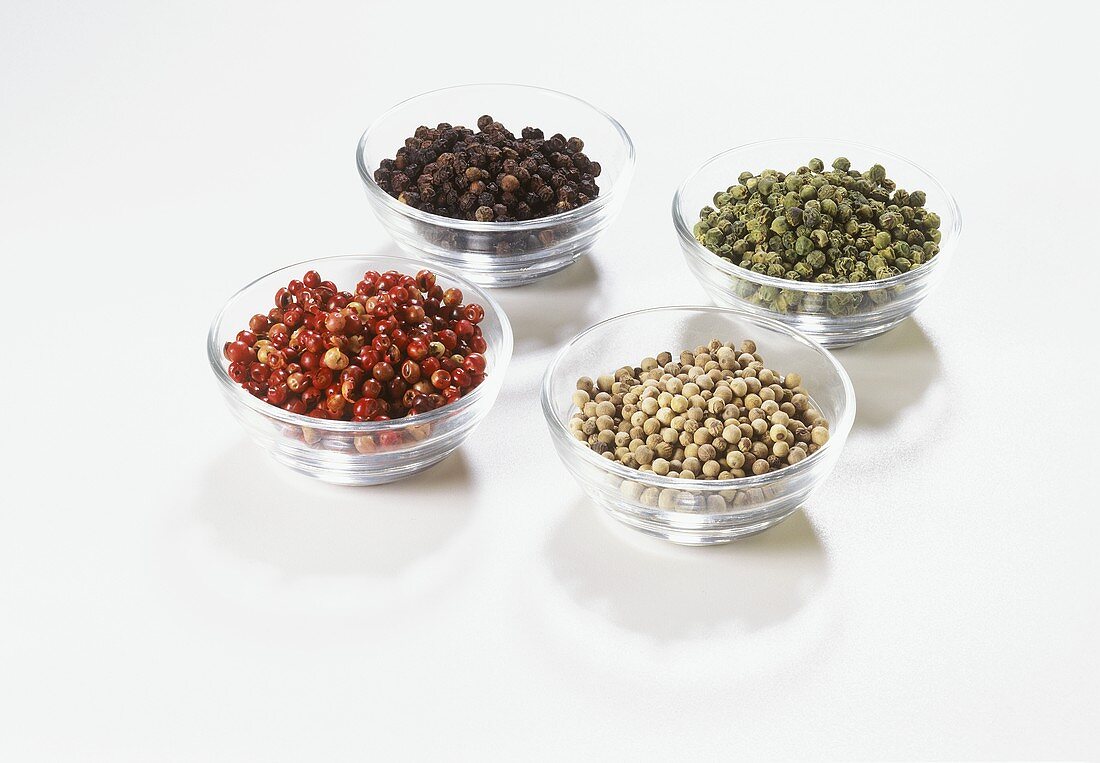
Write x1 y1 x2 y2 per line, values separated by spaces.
373 115 601 222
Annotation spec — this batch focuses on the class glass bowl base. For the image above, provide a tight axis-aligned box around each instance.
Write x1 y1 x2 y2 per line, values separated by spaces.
391 240 588 288
268 445 456 486
596 499 803 546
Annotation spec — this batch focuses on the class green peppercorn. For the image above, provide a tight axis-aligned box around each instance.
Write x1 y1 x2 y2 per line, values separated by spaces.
694 157 943 316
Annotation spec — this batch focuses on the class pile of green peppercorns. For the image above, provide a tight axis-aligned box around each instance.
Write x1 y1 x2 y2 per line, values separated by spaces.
693 158 941 285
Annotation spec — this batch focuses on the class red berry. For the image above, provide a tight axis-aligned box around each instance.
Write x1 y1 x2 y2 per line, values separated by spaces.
454 319 474 338
463 353 487 374
462 304 485 324
227 361 249 383
224 340 254 363
266 384 289 405
406 337 429 361
227 269 491 422
372 361 395 383
361 379 382 399
437 330 458 351
442 288 462 308
401 360 421 383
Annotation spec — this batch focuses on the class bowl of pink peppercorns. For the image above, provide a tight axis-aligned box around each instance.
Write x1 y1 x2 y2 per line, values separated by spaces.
208 254 513 484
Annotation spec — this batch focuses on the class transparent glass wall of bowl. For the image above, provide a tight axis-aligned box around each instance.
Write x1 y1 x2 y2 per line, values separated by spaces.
357 84 634 287
542 307 854 545
674 138 961 348
209 255 512 486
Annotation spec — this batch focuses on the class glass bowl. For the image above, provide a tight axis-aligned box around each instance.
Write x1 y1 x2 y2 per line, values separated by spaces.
673 138 962 347
541 306 855 545
356 84 635 287
207 255 513 485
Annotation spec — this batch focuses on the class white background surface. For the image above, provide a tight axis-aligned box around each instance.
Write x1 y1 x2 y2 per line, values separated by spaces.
2 1 1098 759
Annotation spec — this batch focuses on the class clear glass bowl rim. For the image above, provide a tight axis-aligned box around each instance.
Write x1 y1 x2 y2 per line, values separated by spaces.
672 136 963 294
540 304 856 492
207 253 514 434
356 82 636 233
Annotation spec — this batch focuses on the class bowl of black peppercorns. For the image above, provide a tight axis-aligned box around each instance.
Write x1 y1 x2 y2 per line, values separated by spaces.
357 84 635 287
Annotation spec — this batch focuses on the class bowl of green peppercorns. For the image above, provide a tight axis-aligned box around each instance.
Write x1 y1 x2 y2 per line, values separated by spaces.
673 138 962 347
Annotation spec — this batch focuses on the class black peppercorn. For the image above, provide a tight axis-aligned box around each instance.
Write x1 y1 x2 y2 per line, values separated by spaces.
374 115 601 222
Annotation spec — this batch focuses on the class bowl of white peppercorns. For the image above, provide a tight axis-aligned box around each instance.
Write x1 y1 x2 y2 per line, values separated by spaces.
541 306 854 545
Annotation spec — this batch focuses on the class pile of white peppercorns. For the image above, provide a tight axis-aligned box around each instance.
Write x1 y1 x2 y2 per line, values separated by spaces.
568 339 829 480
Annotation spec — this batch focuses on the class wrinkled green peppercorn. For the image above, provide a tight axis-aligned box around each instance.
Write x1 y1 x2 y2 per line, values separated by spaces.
567 339 829 482
692 157 943 316
374 116 601 222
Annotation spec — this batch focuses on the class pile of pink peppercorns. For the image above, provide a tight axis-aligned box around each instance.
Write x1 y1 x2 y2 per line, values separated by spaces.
222 268 488 422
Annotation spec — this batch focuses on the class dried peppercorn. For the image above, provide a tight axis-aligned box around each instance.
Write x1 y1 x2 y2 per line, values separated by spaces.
373 116 601 222
568 339 829 480
222 268 489 421
694 158 941 285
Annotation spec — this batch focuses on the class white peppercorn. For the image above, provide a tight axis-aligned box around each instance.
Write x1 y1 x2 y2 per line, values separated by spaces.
568 339 830 482
769 424 791 443
658 489 680 510
621 480 644 501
